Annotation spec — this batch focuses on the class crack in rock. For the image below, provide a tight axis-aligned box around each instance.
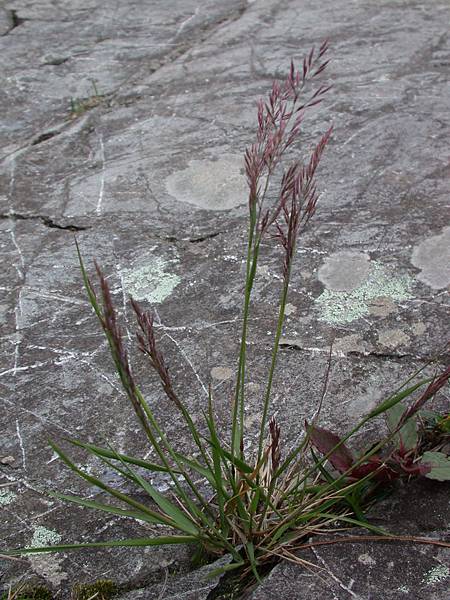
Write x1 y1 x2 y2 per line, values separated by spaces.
1 9 25 36
163 231 224 244
279 340 436 363
31 130 60 146
0 212 89 232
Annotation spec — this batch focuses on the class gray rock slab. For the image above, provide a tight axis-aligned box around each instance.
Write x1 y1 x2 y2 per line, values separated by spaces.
1 0 449 598
249 480 450 600
116 556 230 600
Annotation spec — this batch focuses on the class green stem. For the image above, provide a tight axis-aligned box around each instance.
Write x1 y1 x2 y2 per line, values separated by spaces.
257 272 291 461
231 207 259 459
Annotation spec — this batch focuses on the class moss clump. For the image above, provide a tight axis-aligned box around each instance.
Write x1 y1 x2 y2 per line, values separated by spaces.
1 584 53 600
71 580 117 600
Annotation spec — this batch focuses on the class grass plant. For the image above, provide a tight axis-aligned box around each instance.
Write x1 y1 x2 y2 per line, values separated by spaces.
5 43 450 586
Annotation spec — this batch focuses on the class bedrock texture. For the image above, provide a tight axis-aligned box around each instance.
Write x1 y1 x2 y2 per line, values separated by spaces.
1 0 449 598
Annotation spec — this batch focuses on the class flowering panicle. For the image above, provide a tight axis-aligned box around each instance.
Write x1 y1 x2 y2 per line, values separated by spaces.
131 300 181 410
240 43 334 464
245 40 332 234
273 125 333 279
91 265 153 440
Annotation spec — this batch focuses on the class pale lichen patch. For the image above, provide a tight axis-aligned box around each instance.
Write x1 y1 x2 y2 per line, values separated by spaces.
165 154 247 211
412 322 427 336
26 526 67 585
210 366 234 381
29 525 62 549
318 251 371 292
122 257 180 304
411 226 450 289
378 328 410 349
421 565 449 585
29 554 67 587
315 261 413 325
368 296 397 317
333 333 370 356
284 302 297 316
358 553 376 566
0 488 17 506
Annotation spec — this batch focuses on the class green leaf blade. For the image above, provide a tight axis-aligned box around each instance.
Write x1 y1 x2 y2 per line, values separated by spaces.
367 379 430 419
7 535 198 556
386 403 418 450
420 451 450 481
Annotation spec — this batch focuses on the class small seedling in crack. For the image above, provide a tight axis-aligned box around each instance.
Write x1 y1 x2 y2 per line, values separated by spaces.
70 79 105 118
5 44 450 591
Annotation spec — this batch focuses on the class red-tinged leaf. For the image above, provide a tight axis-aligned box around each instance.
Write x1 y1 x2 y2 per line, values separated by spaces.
398 460 431 477
416 462 432 476
351 459 398 483
307 422 354 473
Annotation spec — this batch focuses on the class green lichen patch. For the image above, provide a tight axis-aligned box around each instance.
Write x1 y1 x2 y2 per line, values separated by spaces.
28 526 62 551
72 580 117 600
122 257 180 304
315 262 413 324
0 489 17 506
421 565 450 585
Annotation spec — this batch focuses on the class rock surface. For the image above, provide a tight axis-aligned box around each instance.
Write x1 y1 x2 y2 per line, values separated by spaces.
249 480 450 600
1 0 449 598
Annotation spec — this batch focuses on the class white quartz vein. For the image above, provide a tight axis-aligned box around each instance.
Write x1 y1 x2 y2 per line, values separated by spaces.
15 419 27 471
95 133 106 215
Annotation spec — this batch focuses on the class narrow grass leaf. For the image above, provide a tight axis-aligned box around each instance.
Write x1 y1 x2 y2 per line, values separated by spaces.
313 512 389 535
105 442 201 536
173 451 216 485
204 560 246 580
246 541 261 583
47 493 161 524
310 448 336 483
8 536 197 556
66 438 176 474
211 443 254 474
76 240 103 321
48 439 180 529
367 380 430 419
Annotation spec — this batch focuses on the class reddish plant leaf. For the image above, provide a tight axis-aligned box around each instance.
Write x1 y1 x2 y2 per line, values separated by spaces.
351 459 398 483
307 422 354 474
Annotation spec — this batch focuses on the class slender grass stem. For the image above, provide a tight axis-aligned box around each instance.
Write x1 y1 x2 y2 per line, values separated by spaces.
232 209 260 460
258 274 291 461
